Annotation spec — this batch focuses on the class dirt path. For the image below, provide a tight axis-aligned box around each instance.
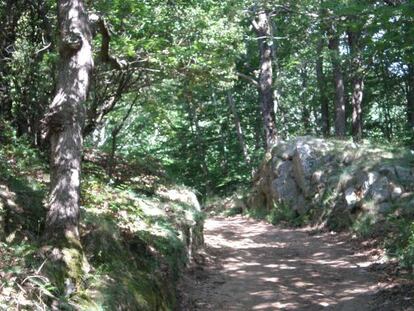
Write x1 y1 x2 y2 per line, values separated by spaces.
178 215 413 311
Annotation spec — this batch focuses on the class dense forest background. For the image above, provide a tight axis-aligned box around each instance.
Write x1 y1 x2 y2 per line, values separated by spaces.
1 0 413 197
1 0 414 309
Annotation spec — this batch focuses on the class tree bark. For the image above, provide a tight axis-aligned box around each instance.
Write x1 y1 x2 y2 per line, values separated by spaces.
300 65 311 133
227 92 251 167
380 61 394 140
406 63 414 133
328 29 346 138
316 38 330 136
42 0 93 291
253 10 277 150
350 77 364 141
348 30 364 142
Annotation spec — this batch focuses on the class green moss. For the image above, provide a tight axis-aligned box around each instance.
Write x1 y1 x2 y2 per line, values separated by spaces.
0 138 204 310
42 233 89 297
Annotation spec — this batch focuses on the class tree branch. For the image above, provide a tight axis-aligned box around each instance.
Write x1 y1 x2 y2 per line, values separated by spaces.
90 14 127 70
236 72 259 88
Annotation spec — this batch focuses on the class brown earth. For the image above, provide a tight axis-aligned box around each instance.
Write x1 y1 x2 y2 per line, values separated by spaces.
178 215 414 311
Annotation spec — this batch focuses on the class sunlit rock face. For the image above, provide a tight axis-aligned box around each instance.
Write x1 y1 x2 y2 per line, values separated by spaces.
248 137 414 230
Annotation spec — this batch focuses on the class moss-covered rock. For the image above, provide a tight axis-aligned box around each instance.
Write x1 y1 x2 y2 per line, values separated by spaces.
248 137 414 230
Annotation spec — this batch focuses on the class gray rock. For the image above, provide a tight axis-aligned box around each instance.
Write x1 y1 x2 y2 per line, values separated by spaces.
275 160 292 180
379 166 397 179
345 187 359 208
271 174 298 203
250 136 412 226
362 172 379 195
395 166 412 182
311 170 324 184
390 185 403 200
368 176 391 203
272 141 295 160
342 154 354 166
293 194 307 214
292 143 315 195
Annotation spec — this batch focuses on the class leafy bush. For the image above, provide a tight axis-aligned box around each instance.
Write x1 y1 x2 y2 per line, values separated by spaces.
266 203 309 227
386 218 414 270
351 213 377 238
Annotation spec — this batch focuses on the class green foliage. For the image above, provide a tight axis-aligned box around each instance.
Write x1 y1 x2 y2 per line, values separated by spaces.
266 203 301 226
0 134 203 309
1 0 414 305
385 217 414 271
0 240 60 310
351 213 377 238
245 206 269 221
224 206 244 217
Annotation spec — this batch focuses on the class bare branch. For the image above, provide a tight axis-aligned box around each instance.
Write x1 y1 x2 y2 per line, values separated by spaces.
251 19 260 32
90 14 128 70
236 72 259 88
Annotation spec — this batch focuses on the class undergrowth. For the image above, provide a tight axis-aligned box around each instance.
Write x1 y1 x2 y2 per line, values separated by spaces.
0 129 204 310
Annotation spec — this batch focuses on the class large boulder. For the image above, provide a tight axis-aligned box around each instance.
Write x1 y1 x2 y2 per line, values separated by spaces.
248 137 414 229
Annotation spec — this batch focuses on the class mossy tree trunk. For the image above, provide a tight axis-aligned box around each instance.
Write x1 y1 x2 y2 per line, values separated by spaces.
42 0 93 293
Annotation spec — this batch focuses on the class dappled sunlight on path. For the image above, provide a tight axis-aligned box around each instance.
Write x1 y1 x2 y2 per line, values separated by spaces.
180 215 388 311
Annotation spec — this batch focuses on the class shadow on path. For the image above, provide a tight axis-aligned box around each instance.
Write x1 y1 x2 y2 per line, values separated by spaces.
179 215 412 311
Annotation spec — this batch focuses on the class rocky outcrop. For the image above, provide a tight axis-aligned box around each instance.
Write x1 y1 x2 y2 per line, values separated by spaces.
155 186 204 261
248 137 414 229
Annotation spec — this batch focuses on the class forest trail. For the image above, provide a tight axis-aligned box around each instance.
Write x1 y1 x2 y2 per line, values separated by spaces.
178 215 411 311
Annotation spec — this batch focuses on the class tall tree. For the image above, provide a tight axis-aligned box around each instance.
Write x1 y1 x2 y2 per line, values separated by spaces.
348 27 364 141
252 9 278 150
42 0 93 290
316 39 330 136
316 16 330 136
300 64 311 133
328 23 346 138
406 63 414 135
227 91 251 167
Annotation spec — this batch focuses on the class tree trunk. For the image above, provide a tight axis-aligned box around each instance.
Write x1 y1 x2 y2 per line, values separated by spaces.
351 78 364 141
227 92 251 167
300 65 311 133
219 121 230 176
348 30 364 142
328 30 346 138
406 63 414 133
253 10 277 150
381 61 394 140
316 38 330 136
42 0 93 292
108 130 118 181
